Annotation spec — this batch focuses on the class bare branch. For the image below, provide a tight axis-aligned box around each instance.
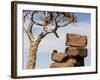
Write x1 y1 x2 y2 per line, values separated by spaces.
58 22 71 27
24 28 34 41
51 16 74 38
54 32 59 38
23 12 28 23
33 20 44 26
42 12 54 32
23 11 36 41
33 12 77 40
23 11 33 41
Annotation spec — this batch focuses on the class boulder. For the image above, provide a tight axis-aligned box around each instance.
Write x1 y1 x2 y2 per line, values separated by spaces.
52 50 67 62
66 34 87 47
50 58 76 68
65 47 87 57
50 57 85 68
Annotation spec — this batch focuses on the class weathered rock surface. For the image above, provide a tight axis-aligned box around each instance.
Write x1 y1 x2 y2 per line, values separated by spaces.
50 58 76 68
66 34 87 47
50 34 88 68
65 47 87 57
52 51 67 62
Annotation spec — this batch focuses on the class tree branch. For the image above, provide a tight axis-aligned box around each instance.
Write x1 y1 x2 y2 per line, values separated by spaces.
58 22 71 27
54 32 59 38
51 18 72 38
33 12 77 40
23 11 36 41
33 20 44 26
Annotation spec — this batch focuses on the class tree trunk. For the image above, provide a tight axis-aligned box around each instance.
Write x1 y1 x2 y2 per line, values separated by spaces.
26 38 42 69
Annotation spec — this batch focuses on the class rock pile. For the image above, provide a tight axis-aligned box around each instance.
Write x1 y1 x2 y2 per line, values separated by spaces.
50 33 88 68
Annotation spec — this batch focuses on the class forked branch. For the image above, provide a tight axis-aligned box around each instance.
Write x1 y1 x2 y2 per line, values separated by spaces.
23 11 36 41
23 11 77 41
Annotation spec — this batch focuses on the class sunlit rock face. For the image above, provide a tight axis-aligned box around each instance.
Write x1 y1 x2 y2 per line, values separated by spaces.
50 33 88 68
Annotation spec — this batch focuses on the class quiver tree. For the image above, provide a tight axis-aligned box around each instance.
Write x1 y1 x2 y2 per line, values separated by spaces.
23 10 77 69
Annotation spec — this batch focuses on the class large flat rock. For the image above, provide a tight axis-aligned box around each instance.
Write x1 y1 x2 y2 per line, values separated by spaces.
66 34 87 47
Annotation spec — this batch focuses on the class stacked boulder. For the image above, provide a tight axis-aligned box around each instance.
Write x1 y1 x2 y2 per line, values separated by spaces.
50 33 88 68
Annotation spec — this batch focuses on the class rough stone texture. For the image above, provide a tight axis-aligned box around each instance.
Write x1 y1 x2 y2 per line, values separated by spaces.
50 57 84 68
65 47 87 57
66 34 87 47
50 34 88 68
52 50 67 62
50 58 77 68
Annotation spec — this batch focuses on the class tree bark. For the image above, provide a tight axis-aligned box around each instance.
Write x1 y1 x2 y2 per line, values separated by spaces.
27 39 42 69
26 33 46 69
26 41 37 69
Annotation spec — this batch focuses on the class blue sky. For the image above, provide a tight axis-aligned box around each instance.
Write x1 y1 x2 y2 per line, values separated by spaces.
22 11 91 69
78 13 90 23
